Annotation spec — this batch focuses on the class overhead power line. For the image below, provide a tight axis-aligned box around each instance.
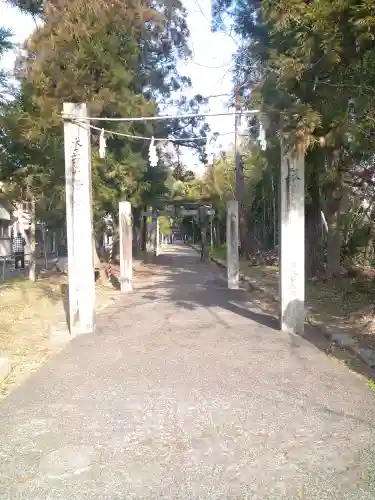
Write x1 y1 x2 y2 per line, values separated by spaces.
186 59 231 70
63 109 260 123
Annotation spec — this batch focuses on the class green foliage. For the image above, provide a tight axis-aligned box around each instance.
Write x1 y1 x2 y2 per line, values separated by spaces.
159 216 171 235
0 28 13 104
91 151 144 223
211 0 375 272
6 0 43 16
0 0 211 236
172 163 195 182
211 244 226 261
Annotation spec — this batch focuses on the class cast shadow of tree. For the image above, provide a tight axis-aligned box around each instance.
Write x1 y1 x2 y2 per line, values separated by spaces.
129 247 374 381
133 250 281 332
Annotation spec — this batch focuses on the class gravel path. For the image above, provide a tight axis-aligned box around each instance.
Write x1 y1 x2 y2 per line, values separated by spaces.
1 244 375 499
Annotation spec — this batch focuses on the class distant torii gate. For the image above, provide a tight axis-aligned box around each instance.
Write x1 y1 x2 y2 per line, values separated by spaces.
141 199 215 258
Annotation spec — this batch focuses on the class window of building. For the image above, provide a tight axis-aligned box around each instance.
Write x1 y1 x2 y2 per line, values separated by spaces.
0 220 9 238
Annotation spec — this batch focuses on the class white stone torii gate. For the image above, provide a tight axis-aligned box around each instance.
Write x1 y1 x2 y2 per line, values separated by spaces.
280 148 305 335
119 200 133 292
63 102 95 336
63 101 304 336
63 103 133 336
226 148 305 335
227 200 239 290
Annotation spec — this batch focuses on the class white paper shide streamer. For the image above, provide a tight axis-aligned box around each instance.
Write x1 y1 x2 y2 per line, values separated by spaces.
148 137 158 167
99 128 107 158
259 124 267 151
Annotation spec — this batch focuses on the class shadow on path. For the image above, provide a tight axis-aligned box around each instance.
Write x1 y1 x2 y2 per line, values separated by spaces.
139 245 374 380
1 245 375 499
131 245 279 329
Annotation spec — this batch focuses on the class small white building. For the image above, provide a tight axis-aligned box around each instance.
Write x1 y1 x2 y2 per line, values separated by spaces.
0 195 65 259
0 195 13 257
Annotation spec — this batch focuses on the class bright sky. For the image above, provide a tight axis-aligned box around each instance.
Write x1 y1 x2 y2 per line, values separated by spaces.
0 0 237 175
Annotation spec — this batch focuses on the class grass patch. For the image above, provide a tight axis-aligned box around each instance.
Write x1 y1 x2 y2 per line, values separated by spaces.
0 273 69 398
0 273 66 347
211 245 226 261
0 269 125 399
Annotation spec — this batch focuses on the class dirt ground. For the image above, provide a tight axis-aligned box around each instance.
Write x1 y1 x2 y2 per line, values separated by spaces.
2 249 375 399
202 245 375 381
0 270 121 399
210 246 375 344
238 262 375 349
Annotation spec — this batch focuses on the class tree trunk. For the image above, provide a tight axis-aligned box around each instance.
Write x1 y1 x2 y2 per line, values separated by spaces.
200 227 209 261
142 218 147 251
29 198 36 282
239 204 252 258
305 205 323 278
323 149 343 279
305 170 323 279
261 180 266 247
271 173 277 248
214 223 219 245
132 208 142 253
326 209 341 278
42 222 48 270
364 226 375 263
93 236 101 269
198 206 210 261
93 234 110 285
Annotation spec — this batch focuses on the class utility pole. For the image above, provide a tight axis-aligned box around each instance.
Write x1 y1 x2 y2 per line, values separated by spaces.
234 91 245 256
225 91 241 288
234 93 243 202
